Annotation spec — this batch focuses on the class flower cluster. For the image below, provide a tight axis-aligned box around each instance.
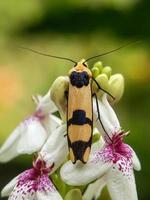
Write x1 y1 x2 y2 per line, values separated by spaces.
61 95 141 200
0 61 141 200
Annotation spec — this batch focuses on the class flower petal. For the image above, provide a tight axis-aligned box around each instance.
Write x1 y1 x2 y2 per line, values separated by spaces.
2 170 36 200
41 114 62 135
5 168 59 200
101 94 120 129
91 136 105 152
8 173 36 200
83 176 106 200
1 176 18 197
36 190 63 200
39 124 68 172
93 94 120 141
60 146 112 186
0 124 23 162
17 116 47 154
106 162 138 200
35 90 57 115
131 148 141 171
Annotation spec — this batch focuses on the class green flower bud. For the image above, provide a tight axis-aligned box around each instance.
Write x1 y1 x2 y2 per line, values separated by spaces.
93 61 103 73
50 76 69 121
64 189 83 200
101 66 112 78
91 67 100 78
108 74 124 104
92 74 109 97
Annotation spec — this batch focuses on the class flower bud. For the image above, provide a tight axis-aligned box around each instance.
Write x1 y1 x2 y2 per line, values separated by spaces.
101 66 112 78
93 61 103 73
91 67 99 78
108 74 124 104
92 74 109 97
50 76 69 121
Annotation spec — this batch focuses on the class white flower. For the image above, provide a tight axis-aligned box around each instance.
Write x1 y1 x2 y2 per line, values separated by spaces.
1 124 68 200
60 95 141 200
0 90 61 162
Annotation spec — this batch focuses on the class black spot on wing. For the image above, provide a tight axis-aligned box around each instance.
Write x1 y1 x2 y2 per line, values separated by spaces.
67 110 92 126
68 137 92 163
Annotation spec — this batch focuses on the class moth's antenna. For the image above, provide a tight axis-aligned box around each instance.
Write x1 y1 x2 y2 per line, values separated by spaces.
18 46 77 65
84 41 140 64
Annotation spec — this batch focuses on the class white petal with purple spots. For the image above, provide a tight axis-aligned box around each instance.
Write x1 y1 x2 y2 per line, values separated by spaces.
106 162 138 200
5 159 62 200
60 146 113 186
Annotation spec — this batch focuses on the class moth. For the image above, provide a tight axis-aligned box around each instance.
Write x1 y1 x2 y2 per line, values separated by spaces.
67 59 114 163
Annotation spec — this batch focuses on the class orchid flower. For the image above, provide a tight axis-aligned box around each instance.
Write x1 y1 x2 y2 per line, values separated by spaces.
0 90 62 162
60 95 141 200
1 124 68 200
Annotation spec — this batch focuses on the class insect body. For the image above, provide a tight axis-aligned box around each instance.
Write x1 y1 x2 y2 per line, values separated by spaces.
67 59 93 164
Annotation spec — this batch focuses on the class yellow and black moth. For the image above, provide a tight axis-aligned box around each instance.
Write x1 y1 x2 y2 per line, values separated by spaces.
20 42 133 164
67 60 93 164
66 59 114 164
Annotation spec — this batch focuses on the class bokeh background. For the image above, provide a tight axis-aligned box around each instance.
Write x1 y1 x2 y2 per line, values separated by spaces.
0 0 150 199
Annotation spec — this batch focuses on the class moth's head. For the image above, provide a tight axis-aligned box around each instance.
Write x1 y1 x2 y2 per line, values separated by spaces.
68 59 92 88
69 59 92 77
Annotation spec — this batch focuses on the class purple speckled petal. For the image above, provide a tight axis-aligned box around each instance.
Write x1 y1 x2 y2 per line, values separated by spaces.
8 168 56 200
106 158 138 200
60 145 113 186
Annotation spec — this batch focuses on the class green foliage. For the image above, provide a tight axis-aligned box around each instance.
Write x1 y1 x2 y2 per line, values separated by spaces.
64 189 83 200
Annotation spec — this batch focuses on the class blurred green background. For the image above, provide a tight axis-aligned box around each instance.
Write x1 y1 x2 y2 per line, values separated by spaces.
0 0 150 199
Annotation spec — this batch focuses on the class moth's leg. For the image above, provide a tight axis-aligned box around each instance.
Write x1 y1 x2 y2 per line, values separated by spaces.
92 93 106 132
92 77 115 100
93 93 112 142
